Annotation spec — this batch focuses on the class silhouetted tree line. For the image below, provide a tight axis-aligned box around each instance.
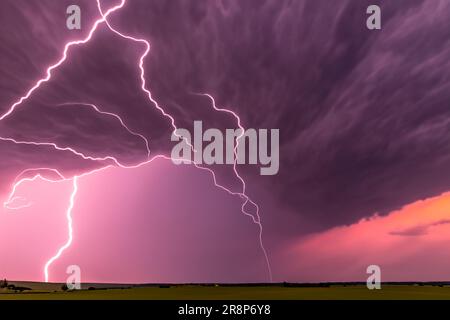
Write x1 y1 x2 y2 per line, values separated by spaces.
0 278 31 292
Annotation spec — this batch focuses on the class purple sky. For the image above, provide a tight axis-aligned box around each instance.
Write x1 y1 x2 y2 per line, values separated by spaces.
1 0 450 283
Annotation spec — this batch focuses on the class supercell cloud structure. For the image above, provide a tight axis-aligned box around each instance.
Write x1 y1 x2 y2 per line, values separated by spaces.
1 0 450 282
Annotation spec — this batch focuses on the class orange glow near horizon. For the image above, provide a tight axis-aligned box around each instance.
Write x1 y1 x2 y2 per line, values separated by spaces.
285 192 450 282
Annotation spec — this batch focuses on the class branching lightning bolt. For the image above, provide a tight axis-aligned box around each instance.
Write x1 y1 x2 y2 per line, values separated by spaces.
1 0 273 283
0 1 126 121
57 102 151 159
43 177 78 283
97 0 272 280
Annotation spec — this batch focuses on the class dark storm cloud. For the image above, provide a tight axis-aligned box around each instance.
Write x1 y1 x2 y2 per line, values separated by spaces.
390 220 450 237
112 0 450 229
1 0 450 232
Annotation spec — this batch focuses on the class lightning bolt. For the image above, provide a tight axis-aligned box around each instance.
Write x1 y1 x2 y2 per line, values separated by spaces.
43 177 78 283
194 93 271 275
97 0 272 280
1 0 273 283
56 102 151 159
0 1 127 121
4 196 34 211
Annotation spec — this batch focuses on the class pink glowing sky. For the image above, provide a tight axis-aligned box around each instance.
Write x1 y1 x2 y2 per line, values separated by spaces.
2 161 450 283
0 159 268 283
280 192 450 283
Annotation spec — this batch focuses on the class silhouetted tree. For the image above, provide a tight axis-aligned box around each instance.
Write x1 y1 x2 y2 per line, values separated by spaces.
0 279 7 288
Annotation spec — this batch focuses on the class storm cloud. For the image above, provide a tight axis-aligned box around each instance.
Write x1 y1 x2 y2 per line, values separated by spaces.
1 0 450 244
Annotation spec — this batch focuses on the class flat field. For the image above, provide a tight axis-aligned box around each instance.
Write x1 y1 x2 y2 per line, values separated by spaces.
2 282 450 300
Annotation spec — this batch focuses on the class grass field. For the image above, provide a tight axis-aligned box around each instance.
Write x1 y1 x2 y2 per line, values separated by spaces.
2 282 450 299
